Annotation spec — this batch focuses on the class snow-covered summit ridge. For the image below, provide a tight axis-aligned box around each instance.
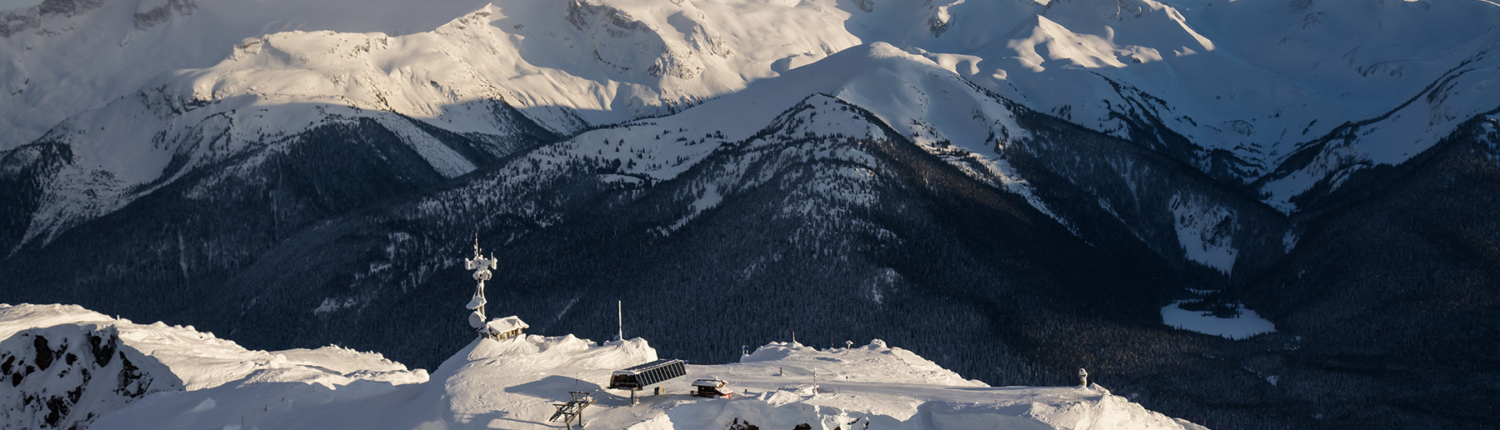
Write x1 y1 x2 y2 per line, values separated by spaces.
484 42 1057 221
0 0 501 147
6 0 1499 227
389 41 1065 245
1 322 180 430
0 0 864 250
0 303 425 429
0 304 425 391
11 0 1499 162
1 0 866 148
739 339 985 388
2 303 1205 430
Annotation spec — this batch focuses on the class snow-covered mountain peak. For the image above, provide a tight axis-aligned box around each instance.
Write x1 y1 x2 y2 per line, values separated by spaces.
105 0 873 139
485 39 1047 205
131 0 196 30
999 0 1214 73
0 0 501 149
11 0 1497 197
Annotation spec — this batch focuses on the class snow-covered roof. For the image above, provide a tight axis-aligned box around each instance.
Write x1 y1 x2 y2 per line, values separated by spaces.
611 359 682 376
692 379 727 388
484 316 528 334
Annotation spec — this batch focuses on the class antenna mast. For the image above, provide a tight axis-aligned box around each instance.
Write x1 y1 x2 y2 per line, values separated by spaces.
464 234 498 336
617 300 623 341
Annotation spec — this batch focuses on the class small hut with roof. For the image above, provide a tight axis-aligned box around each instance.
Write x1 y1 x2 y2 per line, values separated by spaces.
484 316 529 341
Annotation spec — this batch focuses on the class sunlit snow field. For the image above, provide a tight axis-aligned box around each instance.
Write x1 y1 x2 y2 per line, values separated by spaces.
1 304 1208 430
1160 300 1276 340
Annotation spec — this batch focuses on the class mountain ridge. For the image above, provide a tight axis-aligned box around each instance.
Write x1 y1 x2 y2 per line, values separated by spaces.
3 1 1498 429
0 303 1210 430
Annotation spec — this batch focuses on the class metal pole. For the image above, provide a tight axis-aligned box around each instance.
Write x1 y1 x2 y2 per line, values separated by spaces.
617 300 623 341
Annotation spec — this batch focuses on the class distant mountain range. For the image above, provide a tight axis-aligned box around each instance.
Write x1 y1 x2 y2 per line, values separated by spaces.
3 1 1497 428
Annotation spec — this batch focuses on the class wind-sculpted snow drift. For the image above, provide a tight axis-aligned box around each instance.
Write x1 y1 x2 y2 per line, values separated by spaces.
1 304 1205 430
0 304 426 429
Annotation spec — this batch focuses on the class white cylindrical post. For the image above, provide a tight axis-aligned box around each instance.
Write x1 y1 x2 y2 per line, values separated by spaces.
617 300 623 341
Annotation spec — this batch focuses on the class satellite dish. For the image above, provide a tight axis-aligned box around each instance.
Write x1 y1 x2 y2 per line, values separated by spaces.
469 310 486 329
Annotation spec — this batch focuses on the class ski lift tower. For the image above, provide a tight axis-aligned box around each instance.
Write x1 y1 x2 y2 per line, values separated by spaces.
465 235 499 336
549 391 596 429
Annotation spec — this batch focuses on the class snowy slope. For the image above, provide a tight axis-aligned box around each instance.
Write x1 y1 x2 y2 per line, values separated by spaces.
1252 44 1500 211
0 0 864 249
0 0 499 149
521 41 1048 216
814 0 1500 207
1 320 178 430
0 303 1205 430
878 0 1500 193
149 0 865 135
10 0 1498 191
7 0 1498 257
0 0 864 149
0 303 425 429
2 95 546 251
361 40 1054 246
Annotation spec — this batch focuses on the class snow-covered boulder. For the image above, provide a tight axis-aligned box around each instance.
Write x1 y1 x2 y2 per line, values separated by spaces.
0 303 426 429
0 323 178 430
